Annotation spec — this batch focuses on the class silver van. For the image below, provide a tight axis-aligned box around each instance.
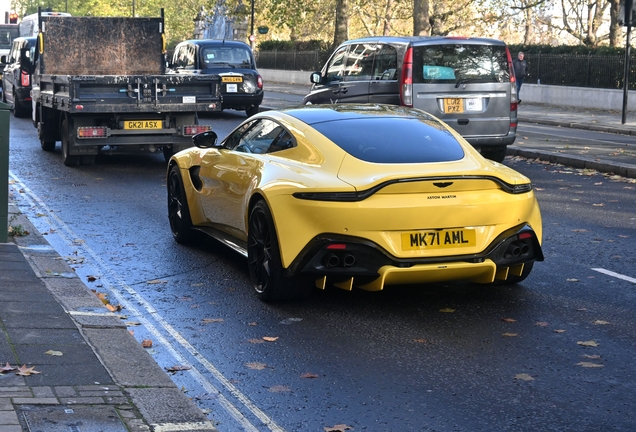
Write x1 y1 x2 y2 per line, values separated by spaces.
303 36 518 162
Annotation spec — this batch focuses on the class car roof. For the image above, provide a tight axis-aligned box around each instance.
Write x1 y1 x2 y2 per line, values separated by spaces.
280 104 435 125
179 39 251 48
341 35 507 47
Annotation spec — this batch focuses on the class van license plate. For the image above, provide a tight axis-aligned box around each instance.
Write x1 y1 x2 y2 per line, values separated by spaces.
124 120 162 130
443 98 463 113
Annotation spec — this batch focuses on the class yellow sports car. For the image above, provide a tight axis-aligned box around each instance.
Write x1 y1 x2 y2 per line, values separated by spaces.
167 104 543 301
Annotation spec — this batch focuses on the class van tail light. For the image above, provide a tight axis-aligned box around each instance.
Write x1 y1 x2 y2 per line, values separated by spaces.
257 74 263 89
400 47 413 107
21 70 30 87
505 46 518 110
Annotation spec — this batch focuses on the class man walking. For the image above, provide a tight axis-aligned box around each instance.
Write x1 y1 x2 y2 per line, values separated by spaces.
513 52 528 104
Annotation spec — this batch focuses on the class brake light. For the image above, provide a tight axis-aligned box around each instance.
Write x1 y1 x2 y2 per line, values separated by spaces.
20 70 30 87
183 125 211 136
400 47 413 107
326 244 347 250
257 75 263 89
505 46 518 104
77 126 108 138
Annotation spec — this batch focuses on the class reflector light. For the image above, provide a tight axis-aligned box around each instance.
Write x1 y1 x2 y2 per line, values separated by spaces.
183 125 211 136
20 70 30 87
75 105 84 110
326 244 347 250
400 47 413 107
77 127 108 138
518 232 533 240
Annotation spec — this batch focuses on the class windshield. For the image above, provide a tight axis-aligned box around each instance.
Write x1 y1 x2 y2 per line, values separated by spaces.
0 27 19 50
201 46 253 69
413 44 510 84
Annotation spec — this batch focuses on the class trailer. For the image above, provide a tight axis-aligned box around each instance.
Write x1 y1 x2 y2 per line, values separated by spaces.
30 10 222 165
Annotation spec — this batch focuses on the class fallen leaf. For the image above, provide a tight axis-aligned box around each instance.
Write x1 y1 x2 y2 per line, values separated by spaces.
577 340 599 347
324 424 353 432
106 303 122 312
576 362 604 368
592 203 604 207
0 363 15 373
439 308 456 313
502 333 518 337
501 317 517 323
583 354 602 359
514 373 534 381
248 338 265 344
16 365 41 376
165 365 192 373
87 275 98 282
592 320 610 325
576 308 588 311
571 229 588 232
268 385 291 393
413 338 428 343
146 279 168 284
300 373 319 379
535 322 549 327
554 329 567 333
567 278 580 282
245 362 268 370
263 336 279 342
44 350 63 356
202 318 224 323
141 339 153 348
248 322 258 326
125 321 141 326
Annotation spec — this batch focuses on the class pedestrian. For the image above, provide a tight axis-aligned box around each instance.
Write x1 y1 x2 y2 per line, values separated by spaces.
513 51 528 104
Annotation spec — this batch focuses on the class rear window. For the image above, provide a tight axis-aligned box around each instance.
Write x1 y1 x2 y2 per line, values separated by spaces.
413 44 510 84
311 117 465 163
201 46 253 68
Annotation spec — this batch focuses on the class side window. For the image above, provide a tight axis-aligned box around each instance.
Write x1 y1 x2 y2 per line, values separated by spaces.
268 130 296 153
324 45 348 82
173 45 186 68
372 44 398 80
185 45 196 69
343 44 377 82
226 119 292 154
224 120 259 150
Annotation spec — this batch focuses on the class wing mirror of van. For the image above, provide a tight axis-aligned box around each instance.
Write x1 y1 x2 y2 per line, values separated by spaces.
310 72 322 84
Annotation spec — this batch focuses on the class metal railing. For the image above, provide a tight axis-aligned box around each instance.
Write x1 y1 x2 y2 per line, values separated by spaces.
256 50 636 90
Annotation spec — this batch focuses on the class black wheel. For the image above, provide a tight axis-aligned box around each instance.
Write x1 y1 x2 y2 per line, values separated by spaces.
61 116 80 166
13 89 29 118
494 262 534 285
247 200 312 302
40 140 56 152
481 146 507 163
246 105 260 117
167 164 194 244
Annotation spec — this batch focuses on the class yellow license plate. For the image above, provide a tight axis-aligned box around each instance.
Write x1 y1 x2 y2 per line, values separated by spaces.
401 229 476 251
124 120 162 130
221 76 243 83
443 98 464 113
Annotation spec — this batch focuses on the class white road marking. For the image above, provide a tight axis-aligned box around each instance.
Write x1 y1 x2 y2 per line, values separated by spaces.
9 172 284 432
592 268 636 284
153 422 218 432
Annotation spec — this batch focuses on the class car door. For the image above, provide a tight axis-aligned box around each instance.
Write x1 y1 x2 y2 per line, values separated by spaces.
338 43 378 103
368 44 401 105
197 119 288 238
3 40 20 104
304 45 348 104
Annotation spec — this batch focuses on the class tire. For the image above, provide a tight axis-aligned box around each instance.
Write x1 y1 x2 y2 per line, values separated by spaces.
247 200 313 302
61 116 80 166
481 146 507 163
163 146 174 163
167 164 194 244
246 105 260 117
41 140 56 152
495 261 534 286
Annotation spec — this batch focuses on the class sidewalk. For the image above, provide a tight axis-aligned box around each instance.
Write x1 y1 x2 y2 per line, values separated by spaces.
262 82 636 179
1 201 218 431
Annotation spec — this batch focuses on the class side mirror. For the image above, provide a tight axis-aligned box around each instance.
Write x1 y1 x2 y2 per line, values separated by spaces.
310 72 322 84
192 130 219 148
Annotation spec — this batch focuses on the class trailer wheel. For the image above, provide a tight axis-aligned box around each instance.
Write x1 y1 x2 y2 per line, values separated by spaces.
62 116 80 167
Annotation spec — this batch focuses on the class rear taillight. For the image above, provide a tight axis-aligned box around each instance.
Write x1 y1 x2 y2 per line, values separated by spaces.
77 126 108 138
20 70 30 87
183 125 211 136
505 46 518 105
400 47 413 107
257 75 263 89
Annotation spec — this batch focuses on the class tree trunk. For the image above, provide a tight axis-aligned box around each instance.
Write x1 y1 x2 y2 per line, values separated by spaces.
383 0 393 36
609 0 622 47
333 0 349 49
413 0 431 36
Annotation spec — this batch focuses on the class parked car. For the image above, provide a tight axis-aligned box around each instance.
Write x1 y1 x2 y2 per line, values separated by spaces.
167 104 543 302
169 39 263 117
1 36 36 118
303 36 518 162
0 24 20 97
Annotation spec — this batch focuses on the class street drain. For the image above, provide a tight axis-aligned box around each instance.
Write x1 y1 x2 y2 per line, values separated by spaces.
19 405 128 432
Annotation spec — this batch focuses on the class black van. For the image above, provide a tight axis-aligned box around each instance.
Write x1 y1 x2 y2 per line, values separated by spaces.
1 37 36 118
303 36 518 162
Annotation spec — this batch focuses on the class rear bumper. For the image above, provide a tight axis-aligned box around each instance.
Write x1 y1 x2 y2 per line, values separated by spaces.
221 90 264 110
465 131 517 148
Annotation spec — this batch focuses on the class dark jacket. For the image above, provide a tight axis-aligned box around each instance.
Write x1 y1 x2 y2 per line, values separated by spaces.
513 58 528 79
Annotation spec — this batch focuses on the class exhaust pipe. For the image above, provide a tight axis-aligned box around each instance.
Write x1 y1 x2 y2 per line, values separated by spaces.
343 254 356 267
325 254 340 268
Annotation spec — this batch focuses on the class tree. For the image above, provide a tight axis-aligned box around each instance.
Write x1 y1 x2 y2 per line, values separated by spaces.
413 0 431 35
334 0 349 48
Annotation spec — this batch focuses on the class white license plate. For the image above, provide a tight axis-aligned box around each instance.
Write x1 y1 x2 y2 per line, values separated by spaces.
226 84 238 93
465 98 483 111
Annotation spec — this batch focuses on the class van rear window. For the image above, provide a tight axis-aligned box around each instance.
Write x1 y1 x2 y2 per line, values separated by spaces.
413 44 510 84
310 117 465 163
